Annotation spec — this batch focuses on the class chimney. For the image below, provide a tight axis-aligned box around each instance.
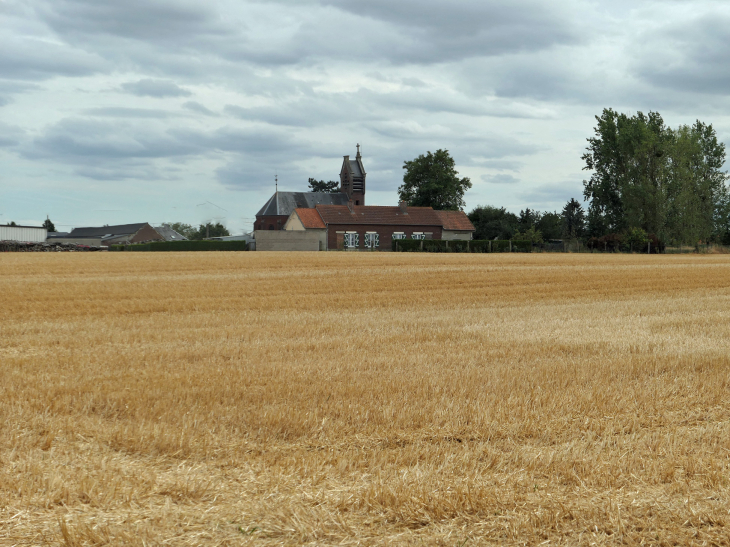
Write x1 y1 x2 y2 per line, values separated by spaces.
348 199 354 213
399 201 408 214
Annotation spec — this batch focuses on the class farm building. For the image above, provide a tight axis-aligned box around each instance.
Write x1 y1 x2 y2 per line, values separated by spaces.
154 224 188 241
256 202 474 251
0 225 47 243
48 223 164 246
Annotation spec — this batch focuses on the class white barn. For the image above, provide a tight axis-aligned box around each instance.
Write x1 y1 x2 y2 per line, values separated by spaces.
0 225 47 243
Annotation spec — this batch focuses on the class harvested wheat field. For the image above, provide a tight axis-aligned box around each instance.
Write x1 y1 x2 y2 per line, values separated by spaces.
2 252 730 545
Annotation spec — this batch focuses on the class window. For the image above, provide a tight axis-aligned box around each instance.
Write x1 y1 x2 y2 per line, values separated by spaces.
392 232 406 240
364 232 379 248
268 224 274 230
344 232 359 248
412 232 425 240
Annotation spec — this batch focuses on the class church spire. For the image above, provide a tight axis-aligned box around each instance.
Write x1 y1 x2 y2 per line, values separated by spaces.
356 143 361 158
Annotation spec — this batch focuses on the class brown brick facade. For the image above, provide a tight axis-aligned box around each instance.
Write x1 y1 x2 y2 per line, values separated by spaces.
325 224 442 250
254 215 289 231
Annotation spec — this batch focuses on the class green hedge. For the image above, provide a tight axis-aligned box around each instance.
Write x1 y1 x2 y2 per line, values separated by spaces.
110 240 249 252
392 239 533 253
391 239 423 252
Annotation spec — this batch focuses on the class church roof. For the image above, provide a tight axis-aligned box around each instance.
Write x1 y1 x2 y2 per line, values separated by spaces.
256 192 349 217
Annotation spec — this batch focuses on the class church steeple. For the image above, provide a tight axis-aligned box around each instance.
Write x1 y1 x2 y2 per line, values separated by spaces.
340 145 366 206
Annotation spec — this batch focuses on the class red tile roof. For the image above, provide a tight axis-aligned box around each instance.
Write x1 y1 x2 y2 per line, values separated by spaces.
314 205 474 231
434 210 475 231
293 208 326 229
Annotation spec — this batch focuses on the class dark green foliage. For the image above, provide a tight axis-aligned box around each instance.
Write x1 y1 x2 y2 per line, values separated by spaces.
561 199 586 239
110 240 248 252
518 208 540 230
190 222 230 240
583 108 729 244
7 221 17 226
468 240 490 253
391 239 423 252
511 240 532 252
42 218 56 232
491 240 511 252
399 149 472 210
422 240 450 252
308 178 339 193
537 212 563 240
468 206 518 240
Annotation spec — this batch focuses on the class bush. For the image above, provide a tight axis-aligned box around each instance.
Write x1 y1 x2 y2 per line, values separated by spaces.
110 240 249 252
492 240 510 252
422 240 450 252
469 240 490 253
391 239 423 252
511 240 532 252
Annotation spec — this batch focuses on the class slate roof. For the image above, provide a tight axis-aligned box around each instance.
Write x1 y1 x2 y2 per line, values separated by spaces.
293 208 326 229
256 192 349 217
434 210 476 231
314 205 475 231
154 225 188 241
69 223 149 237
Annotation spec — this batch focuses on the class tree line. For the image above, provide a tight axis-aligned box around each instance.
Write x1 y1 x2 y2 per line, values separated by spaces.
396 110 729 248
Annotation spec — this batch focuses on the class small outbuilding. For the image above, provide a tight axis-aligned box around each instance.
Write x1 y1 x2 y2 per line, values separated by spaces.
0 225 47 243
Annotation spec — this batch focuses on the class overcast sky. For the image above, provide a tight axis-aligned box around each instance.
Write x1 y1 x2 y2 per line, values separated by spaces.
2 0 729 233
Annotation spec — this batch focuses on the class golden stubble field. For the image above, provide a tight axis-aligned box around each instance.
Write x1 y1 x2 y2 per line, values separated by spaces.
2 252 730 546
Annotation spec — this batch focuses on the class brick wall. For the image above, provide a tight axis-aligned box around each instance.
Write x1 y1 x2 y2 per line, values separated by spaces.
326 224 442 250
255 215 289 231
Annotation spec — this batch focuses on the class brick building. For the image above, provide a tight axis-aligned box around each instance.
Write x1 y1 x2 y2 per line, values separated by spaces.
284 202 474 250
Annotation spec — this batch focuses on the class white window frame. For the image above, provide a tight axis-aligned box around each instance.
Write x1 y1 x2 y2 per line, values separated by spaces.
392 232 406 240
411 232 425 240
344 232 359 248
364 232 379 248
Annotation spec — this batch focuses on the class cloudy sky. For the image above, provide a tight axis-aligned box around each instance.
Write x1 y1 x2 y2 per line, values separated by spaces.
2 0 729 233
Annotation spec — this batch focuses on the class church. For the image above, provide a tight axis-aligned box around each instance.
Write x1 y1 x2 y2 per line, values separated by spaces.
254 145 367 231
254 146 474 251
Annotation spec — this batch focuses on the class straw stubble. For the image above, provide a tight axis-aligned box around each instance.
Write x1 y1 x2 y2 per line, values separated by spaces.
1 252 730 545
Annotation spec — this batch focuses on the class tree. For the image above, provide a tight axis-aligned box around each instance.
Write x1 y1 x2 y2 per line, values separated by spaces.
582 109 728 244
561 199 585 239
169 222 196 239
308 178 339 193
537 212 563 240
42 218 56 232
513 226 543 243
468 206 519 240
518 208 541 230
399 149 472 210
191 222 230 240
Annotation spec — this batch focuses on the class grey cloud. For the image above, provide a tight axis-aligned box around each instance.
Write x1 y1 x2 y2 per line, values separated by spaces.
39 0 230 44
183 101 218 116
519 182 583 208
25 118 203 163
120 79 192 98
0 122 25 147
0 34 104 80
0 97 10 108
471 159 524 171
482 173 520 184
635 13 730 95
84 107 177 118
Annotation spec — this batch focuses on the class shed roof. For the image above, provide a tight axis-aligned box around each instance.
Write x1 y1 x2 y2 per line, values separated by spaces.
154 224 188 241
293 208 326 229
69 223 149 237
434 210 476 231
256 192 349 217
